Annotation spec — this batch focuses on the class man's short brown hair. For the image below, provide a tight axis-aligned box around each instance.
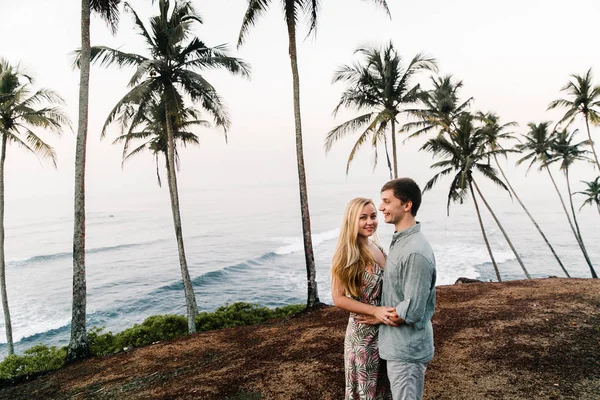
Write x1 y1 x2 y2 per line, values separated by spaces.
381 178 422 216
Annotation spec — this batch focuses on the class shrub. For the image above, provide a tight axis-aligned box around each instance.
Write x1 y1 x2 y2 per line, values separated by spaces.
88 326 118 357
195 303 303 332
115 314 188 350
89 314 188 356
0 344 66 379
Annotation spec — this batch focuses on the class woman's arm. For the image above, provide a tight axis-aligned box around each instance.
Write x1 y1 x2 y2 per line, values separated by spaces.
332 276 398 325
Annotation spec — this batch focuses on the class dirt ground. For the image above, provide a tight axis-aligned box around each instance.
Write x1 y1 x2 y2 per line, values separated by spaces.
2 278 599 400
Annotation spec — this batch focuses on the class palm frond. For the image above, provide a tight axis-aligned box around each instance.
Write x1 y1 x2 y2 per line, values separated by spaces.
237 0 271 47
183 53 251 79
91 0 122 34
325 112 375 152
74 46 147 70
423 167 454 193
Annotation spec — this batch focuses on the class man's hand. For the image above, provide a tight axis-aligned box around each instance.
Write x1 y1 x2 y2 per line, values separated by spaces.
353 315 381 325
354 314 399 326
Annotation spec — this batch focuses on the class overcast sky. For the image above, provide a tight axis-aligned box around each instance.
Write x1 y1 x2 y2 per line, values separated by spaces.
2 0 599 204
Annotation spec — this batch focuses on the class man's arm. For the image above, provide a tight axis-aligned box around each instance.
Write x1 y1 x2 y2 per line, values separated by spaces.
392 253 434 325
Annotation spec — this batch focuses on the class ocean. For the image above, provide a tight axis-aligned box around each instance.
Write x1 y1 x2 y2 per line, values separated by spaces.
1 175 598 357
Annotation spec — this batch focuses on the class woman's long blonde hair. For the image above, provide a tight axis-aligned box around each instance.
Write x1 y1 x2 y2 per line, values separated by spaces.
331 197 378 298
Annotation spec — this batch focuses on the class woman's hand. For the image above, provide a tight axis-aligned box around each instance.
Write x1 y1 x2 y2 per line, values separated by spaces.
372 306 399 326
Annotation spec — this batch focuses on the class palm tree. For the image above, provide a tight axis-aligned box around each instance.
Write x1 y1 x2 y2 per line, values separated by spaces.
478 112 570 277
237 0 390 308
517 122 596 276
111 98 209 186
422 113 529 282
69 0 122 363
547 129 597 278
0 60 69 355
575 176 600 215
325 42 437 177
548 68 600 171
87 0 250 332
403 74 472 140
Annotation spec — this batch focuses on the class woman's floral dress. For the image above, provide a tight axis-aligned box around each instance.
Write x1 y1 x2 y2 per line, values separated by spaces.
344 262 392 399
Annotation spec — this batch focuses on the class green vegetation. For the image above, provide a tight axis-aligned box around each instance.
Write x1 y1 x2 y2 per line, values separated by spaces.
0 303 302 380
195 303 304 332
0 345 66 380
88 314 189 357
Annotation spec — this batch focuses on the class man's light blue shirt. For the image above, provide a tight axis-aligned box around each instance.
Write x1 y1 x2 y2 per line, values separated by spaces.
379 222 436 363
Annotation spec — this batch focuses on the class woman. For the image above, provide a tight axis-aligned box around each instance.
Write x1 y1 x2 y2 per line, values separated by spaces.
331 197 397 400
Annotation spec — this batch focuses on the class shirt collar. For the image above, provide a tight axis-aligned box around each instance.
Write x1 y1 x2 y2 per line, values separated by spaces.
392 221 421 243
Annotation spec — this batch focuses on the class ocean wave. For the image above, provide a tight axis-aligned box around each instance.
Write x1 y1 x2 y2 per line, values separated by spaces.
0 297 168 346
7 239 165 268
156 229 341 293
274 228 339 255
158 229 341 292
159 252 280 293
433 240 516 284
478 253 516 266
0 319 71 347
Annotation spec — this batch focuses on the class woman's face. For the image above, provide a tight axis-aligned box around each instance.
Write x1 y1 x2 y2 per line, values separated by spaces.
357 203 378 238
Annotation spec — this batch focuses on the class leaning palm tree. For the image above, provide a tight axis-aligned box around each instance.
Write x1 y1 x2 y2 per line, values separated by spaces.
548 68 600 171
69 0 122 362
403 74 472 140
325 42 437 178
87 0 250 332
547 129 597 278
422 113 529 282
0 60 69 355
237 0 390 308
575 176 600 215
517 122 595 275
478 112 570 277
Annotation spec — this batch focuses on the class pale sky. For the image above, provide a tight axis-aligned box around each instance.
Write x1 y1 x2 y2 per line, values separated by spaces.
2 0 599 205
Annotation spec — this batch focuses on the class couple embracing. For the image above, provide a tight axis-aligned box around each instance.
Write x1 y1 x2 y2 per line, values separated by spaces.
332 178 437 400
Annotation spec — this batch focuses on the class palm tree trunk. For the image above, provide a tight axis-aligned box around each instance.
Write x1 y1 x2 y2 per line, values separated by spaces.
493 155 569 277
546 167 595 273
565 169 597 278
383 134 393 179
391 118 398 179
585 115 600 171
67 0 90 362
287 21 319 308
0 136 14 355
164 108 198 332
469 181 501 281
472 179 531 279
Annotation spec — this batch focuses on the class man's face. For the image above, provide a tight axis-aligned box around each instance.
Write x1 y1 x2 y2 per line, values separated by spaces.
379 189 411 226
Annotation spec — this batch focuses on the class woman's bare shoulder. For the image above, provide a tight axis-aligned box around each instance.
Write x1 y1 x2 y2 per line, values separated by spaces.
369 242 387 268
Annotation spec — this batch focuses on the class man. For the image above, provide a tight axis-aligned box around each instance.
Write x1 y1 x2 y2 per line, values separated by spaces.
378 178 436 400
